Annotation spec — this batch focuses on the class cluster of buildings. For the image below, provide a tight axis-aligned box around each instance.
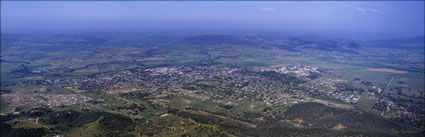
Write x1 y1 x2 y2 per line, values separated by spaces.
261 65 321 78
2 94 91 107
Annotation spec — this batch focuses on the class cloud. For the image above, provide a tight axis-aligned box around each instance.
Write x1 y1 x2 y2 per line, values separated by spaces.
356 8 383 15
261 8 276 12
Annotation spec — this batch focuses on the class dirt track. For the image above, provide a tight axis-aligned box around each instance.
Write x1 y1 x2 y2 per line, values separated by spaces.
183 108 257 128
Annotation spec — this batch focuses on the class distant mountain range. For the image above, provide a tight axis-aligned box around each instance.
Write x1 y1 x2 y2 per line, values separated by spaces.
180 34 361 54
372 36 425 49
180 34 424 54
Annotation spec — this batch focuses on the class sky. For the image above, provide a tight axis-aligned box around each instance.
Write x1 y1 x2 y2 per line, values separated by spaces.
1 1 424 38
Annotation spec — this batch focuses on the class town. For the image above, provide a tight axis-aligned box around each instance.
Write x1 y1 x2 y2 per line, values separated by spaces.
2 64 423 131
33 65 377 105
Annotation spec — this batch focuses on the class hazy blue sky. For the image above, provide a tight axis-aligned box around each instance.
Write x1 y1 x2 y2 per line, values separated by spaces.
1 1 424 38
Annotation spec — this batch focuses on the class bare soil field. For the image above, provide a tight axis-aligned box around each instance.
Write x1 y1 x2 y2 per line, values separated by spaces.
364 68 408 74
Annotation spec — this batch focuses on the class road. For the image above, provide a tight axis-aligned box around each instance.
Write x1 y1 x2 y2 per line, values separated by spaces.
378 75 395 116
378 75 395 102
